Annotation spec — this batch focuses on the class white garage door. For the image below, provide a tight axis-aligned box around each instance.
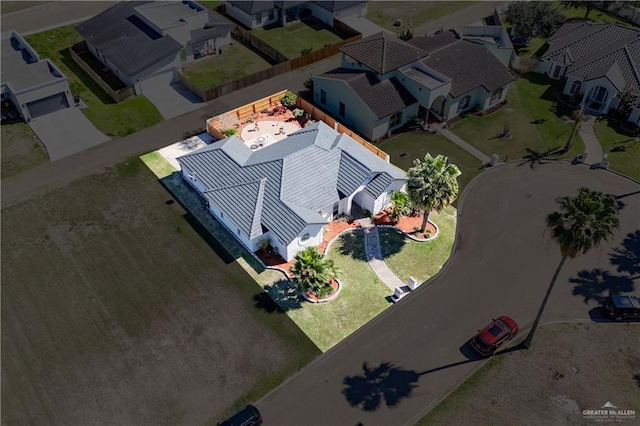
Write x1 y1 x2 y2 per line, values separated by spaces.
26 92 69 118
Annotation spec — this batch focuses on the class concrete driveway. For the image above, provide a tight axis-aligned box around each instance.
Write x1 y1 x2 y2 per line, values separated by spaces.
258 161 640 426
28 108 110 161
142 78 206 120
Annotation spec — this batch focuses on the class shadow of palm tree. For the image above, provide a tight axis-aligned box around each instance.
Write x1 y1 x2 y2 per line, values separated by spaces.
376 227 408 259
610 230 640 278
342 362 419 412
570 268 635 303
259 279 303 312
336 229 369 262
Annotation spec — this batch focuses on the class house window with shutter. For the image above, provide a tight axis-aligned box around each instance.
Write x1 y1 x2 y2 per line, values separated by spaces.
389 111 402 128
457 95 471 113
256 12 262 24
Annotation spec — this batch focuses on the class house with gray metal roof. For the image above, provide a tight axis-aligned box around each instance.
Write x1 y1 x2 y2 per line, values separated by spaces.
312 29 514 140
224 0 366 29
1 30 74 121
177 121 406 260
537 22 640 123
75 1 233 96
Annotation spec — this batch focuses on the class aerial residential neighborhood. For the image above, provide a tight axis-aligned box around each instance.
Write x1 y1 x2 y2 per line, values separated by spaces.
1 1 639 425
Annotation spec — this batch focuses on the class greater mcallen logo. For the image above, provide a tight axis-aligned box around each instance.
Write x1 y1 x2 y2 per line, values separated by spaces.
583 402 636 422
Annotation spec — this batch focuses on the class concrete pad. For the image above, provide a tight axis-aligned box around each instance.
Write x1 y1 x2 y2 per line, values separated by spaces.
143 80 206 120
158 132 215 170
339 16 394 37
28 108 110 161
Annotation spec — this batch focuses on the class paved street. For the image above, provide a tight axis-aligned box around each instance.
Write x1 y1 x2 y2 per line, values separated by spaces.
258 162 640 426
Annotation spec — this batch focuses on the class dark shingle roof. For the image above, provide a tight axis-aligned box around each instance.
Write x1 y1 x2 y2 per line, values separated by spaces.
318 69 417 119
177 122 405 245
408 30 459 53
75 2 182 79
340 31 428 74
421 40 514 98
312 1 366 12
227 1 274 14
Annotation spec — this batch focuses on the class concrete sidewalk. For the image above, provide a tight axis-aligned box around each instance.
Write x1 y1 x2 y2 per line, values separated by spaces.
577 116 604 165
439 128 491 164
360 218 405 291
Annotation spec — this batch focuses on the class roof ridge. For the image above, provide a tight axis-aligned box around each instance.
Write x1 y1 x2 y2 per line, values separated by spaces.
624 44 640 88
569 32 639 71
204 177 266 193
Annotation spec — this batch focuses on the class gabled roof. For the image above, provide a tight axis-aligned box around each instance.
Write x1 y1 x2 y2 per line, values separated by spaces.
75 2 182 79
313 1 366 12
226 1 275 14
177 122 406 244
543 23 640 97
421 39 514 98
340 31 428 74
318 69 417 119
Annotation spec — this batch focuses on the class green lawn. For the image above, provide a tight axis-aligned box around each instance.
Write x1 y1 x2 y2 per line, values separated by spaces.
252 19 343 59
1 122 49 179
379 208 457 284
378 132 484 201
25 25 163 138
200 0 220 9
367 1 480 33
449 75 585 164
279 230 392 352
558 4 636 26
182 42 271 90
593 119 640 181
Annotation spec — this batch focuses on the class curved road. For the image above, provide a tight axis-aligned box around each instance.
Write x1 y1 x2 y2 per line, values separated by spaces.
258 161 640 426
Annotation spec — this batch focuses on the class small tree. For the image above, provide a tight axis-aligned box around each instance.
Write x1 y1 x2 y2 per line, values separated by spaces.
291 247 341 298
618 89 640 119
390 191 411 222
222 128 237 136
506 1 565 39
406 154 461 232
398 29 413 41
280 91 298 108
561 1 601 20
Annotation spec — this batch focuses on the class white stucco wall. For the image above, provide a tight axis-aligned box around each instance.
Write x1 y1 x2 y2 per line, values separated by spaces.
225 3 278 29
629 107 640 124
284 223 324 261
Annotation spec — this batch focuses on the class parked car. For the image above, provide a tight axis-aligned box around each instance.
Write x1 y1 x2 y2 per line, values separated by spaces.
604 295 640 321
218 404 263 426
470 316 519 357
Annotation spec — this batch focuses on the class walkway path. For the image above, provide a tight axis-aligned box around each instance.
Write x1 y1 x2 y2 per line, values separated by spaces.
577 116 604 165
359 218 406 291
438 128 491 164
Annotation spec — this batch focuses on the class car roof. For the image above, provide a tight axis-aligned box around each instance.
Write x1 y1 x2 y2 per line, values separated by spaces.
478 319 510 343
219 405 260 426
611 295 640 309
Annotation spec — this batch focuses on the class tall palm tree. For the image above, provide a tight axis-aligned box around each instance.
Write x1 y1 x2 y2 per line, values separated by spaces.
291 247 341 298
522 187 620 349
406 154 461 232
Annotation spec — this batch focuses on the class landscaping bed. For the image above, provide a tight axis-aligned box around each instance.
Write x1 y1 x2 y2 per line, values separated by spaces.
25 25 163 138
374 209 437 240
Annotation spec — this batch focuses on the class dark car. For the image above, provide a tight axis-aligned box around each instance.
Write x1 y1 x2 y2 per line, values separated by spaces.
604 295 640 321
218 404 263 426
470 316 519 357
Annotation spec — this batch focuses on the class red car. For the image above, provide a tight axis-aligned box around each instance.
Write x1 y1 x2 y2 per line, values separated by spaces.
470 316 519 357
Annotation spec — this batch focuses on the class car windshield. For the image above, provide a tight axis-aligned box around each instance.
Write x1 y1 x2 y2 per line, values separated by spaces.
488 324 504 337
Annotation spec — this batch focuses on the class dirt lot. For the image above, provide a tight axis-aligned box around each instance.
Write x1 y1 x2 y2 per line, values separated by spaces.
1 121 49 179
1 160 319 425
419 322 640 425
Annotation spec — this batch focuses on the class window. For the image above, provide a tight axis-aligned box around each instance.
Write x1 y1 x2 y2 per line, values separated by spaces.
300 233 310 242
256 12 262 24
333 202 339 217
339 102 345 117
457 95 471 113
389 111 402 128
490 87 503 105
320 89 326 104
569 80 582 95
268 9 274 20
553 65 561 78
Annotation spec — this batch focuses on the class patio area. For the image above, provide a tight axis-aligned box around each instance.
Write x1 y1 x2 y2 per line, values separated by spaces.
241 120 301 150
157 132 215 170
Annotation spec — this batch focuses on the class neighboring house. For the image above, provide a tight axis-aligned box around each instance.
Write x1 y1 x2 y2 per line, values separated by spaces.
75 1 233 95
313 29 514 140
537 22 640 123
224 0 367 29
1 30 73 121
177 121 406 261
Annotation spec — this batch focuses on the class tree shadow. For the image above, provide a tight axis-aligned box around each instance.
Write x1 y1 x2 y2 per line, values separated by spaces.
336 229 371 262
376 227 408 259
260 278 303 312
342 362 419 412
570 268 635 304
610 230 640 278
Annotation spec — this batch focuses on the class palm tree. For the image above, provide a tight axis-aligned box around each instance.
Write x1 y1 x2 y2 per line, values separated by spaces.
291 247 341 299
522 187 620 349
390 191 411 222
406 154 461 232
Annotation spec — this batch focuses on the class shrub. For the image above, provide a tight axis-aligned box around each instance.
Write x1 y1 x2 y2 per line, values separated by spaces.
413 226 421 232
293 108 304 117
222 128 237 136
280 90 298 107
300 47 313 55
362 209 372 217
424 230 432 239
304 77 313 89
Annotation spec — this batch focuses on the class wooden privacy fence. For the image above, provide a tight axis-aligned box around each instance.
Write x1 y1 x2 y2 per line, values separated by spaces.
206 90 288 135
231 25 289 64
297 98 390 162
69 41 135 103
